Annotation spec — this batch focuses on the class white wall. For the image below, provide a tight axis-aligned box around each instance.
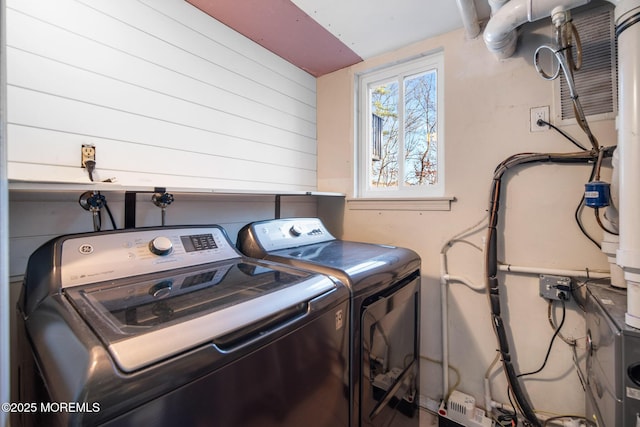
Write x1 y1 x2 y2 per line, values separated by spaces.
6 0 317 192
317 19 616 417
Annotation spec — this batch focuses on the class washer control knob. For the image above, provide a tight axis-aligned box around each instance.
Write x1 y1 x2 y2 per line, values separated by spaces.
149 236 173 256
289 225 303 237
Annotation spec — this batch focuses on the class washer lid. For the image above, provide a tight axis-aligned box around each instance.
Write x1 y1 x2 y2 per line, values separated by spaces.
64 260 336 372
237 218 420 294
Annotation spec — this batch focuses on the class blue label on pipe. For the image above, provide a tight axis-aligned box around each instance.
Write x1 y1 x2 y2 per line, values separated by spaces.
585 181 610 208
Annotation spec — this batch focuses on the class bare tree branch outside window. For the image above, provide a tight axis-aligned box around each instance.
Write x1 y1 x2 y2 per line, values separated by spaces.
369 70 438 189
370 82 399 188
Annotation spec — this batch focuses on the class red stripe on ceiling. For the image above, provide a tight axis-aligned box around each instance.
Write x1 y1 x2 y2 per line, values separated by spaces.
186 0 363 77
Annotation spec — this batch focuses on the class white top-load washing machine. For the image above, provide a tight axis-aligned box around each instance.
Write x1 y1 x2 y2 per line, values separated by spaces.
17 225 350 427
237 217 421 427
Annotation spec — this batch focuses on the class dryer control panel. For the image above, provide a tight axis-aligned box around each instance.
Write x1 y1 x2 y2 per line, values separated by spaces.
60 226 240 287
242 218 335 253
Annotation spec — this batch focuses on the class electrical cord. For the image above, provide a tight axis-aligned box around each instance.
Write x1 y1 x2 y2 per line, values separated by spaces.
518 299 567 379
485 352 521 425
482 18 611 416
590 147 619 235
547 299 576 347
573 146 618 248
485 150 604 427
102 198 118 230
506 386 524 425
536 119 587 151
594 207 618 235
535 15 598 152
495 405 518 426
488 346 592 426
85 160 96 182
574 196 600 249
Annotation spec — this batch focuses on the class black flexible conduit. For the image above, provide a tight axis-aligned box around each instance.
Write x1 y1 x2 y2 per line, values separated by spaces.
484 148 614 427
616 8 640 37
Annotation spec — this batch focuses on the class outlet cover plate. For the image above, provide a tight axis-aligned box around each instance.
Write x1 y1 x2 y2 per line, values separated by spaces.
530 106 550 132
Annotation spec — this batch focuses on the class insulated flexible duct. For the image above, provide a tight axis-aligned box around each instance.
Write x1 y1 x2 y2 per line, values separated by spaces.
484 149 614 427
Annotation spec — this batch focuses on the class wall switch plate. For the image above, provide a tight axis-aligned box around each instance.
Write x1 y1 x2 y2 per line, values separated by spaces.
530 106 550 132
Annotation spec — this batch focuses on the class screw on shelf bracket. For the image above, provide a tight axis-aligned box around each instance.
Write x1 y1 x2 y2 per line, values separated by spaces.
152 191 174 226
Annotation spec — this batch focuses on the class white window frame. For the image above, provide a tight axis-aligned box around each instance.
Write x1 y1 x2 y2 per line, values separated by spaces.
356 50 445 199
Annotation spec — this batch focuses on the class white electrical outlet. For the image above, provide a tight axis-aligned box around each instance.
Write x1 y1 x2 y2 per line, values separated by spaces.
530 106 549 132
81 144 96 168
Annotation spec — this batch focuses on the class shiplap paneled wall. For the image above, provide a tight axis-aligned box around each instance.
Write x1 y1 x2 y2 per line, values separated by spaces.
8 192 320 278
6 0 318 191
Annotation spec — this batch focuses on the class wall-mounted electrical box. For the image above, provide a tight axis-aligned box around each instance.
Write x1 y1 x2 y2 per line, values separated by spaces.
539 275 572 301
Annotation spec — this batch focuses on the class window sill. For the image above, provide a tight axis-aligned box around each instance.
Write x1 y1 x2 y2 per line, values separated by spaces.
346 196 455 211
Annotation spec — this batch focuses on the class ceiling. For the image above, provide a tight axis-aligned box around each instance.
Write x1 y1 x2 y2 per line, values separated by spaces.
186 0 491 77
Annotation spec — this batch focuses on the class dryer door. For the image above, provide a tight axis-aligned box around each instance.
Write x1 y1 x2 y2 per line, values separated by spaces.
360 274 420 427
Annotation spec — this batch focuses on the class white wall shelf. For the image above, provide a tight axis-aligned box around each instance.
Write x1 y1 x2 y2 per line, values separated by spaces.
8 180 344 198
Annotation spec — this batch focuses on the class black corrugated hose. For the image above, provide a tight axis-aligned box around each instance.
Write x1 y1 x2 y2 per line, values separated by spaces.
484 147 615 426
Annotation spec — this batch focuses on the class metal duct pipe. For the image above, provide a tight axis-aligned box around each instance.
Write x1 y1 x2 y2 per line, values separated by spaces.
456 0 481 38
483 0 589 59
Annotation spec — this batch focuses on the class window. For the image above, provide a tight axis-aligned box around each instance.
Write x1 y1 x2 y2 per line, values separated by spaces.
357 51 444 199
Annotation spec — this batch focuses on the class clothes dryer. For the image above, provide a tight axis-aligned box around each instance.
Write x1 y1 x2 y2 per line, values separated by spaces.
238 217 421 427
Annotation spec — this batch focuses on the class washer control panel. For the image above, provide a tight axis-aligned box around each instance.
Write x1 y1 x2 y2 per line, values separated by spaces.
248 218 335 252
60 227 240 288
